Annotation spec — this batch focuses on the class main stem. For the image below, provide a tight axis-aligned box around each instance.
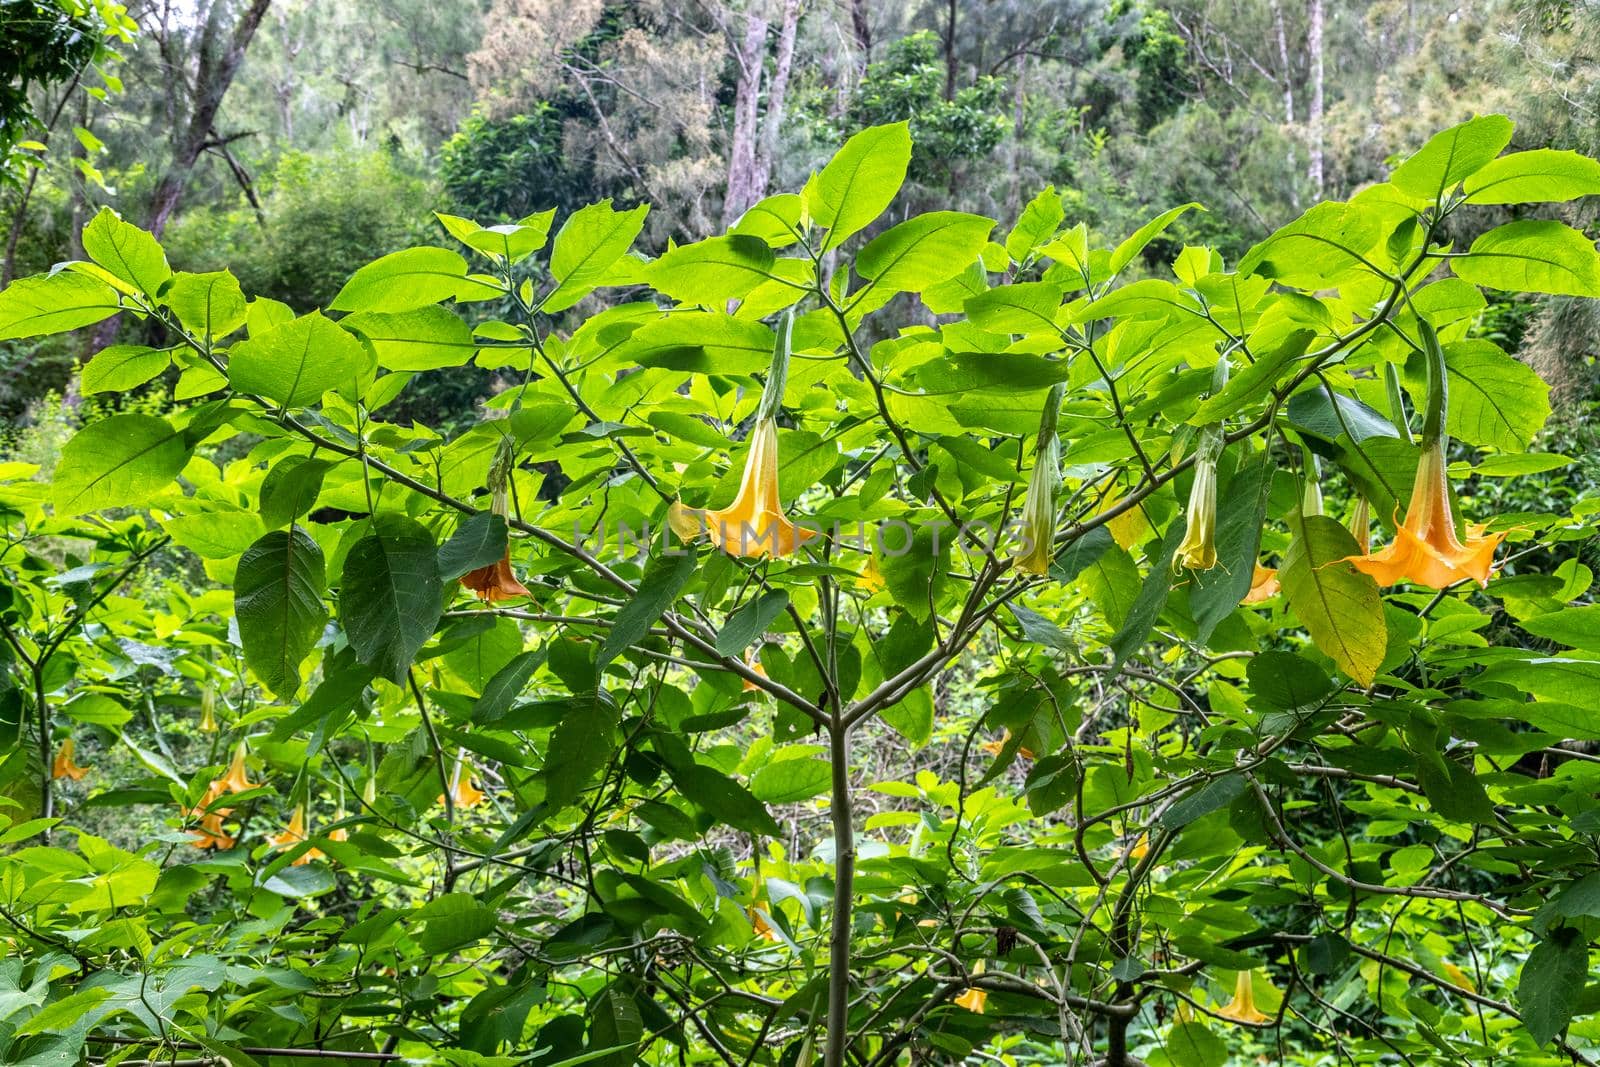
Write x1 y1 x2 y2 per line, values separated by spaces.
824 715 856 1067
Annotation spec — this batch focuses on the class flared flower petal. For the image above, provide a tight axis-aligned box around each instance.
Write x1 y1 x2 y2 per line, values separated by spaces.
186 782 235 850
954 986 987 1014
461 554 531 601
1242 564 1279 605
698 419 821 560
51 737 90 781
1342 441 1504 588
439 761 487 809
749 907 781 943
1218 970 1270 1025
269 803 323 865
218 741 258 794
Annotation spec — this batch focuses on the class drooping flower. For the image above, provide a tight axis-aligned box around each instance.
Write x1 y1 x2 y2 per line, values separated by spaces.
857 555 886 594
1348 496 1372 555
217 741 258 795
439 758 487 810
1343 322 1504 589
1175 434 1221 571
199 688 218 732
1013 435 1060 577
51 737 89 781
979 730 1036 761
1242 564 1280 605
1342 438 1504 589
742 650 768 693
187 782 235 850
461 479 530 602
1441 961 1476 992
1217 970 1270 1025
269 803 324 865
749 907 781 943
954 962 989 1014
677 418 821 559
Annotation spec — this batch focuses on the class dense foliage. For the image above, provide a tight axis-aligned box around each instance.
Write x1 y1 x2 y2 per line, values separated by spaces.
2 114 1600 1067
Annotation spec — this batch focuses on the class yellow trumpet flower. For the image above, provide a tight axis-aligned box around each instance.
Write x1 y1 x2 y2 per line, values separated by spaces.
1175 441 1220 571
269 803 324 865
1342 438 1504 589
1242 563 1280 604
439 758 487 810
1013 434 1059 576
51 737 90 781
749 907 781 943
1217 970 1270 1025
676 418 820 559
217 741 258 795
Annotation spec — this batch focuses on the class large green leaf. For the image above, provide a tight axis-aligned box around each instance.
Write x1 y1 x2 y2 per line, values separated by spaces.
1237 202 1384 287
52 413 192 515
1477 657 1600 706
1451 220 1600 297
80 344 169 395
665 761 781 837
1110 203 1200 275
1438 339 1550 451
437 511 509 582
1518 928 1587 1047
544 200 650 313
1464 148 1600 204
340 306 476 371
804 122 912 251
716 591 789 658
750 758 831 803
0 270 121 340
856 211 994 294
330 247 497 313
1107 519 1185 673
1389 114 1513 198
82 206 171 296
544 694 621 811
645 235 778 305
341 514 444 682
228 311 367 407
258 457 330 529
1280 513 1386 686
595 551 697 675
235 527 329 700
163 270 246 339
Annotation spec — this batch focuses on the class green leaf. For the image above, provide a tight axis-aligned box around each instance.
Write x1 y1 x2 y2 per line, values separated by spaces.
804 122 912 250
716 591 789 658
963 282 1064 335
1452 220 1600 297
228 311 367 407
1280 513 1386 686
1110 203 1201 275
438 511 509 582
666 761 782 837
1439 339 1550 451
545 695 621 810
14 987 112 1037
330 247 497 313
1477 658 1600 706
1191 330 1315 424
416 893 497 955
52 413 192 515
1247 652 1334 710
258 457 330 529
1023 753 1079 817
341 306 476 371
236 528 328 700
545 200 650 313
1520 606 1600 651
341 514 444 683
856 211 994 294
1005 186 1064 262
1162 774 1247 829
750 758 831 804
1237 202 1383 287
80 344 169 395
1166 1021 1228 1067
1107 520 1185 673
1390 114 1514 198
1464 148 1600 204
474 650 542 725
596 551 697 676
0 270 121 340
1519 928 1587 1047
83 206 171 296
164 270 246 339
646 235 778 304
1414 756 1495 824
163 508 266 559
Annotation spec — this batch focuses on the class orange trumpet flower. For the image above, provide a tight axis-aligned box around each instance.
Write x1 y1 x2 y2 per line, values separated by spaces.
217 741 258 794
51 737 90 781
269 803 324 865
1242 563 1280 604
461 487 530 602
186 782 235 850
674 418 820 559
1342 438 1504 589
439 758 487 810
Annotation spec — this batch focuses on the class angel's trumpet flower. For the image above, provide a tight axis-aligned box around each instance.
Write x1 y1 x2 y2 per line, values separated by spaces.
51 737 89 781
1343 324 1503 588
461 448 530 602
1217 969 1270 1025
269 803 323 865
1242 563 1280 604
954 961 988 1013
671 313 820 560
1176 358 1229 572
439 755 487 810
186 782 234 849
217 741 257 795
1013 385 1064 576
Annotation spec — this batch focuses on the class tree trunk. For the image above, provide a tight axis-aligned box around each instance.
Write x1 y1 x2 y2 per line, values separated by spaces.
942 0 958 100
1306 0 1325 196
751 0 800 200
1271 0 1299 210
148 0 273 239
849 0 871 70
722 10 768 229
